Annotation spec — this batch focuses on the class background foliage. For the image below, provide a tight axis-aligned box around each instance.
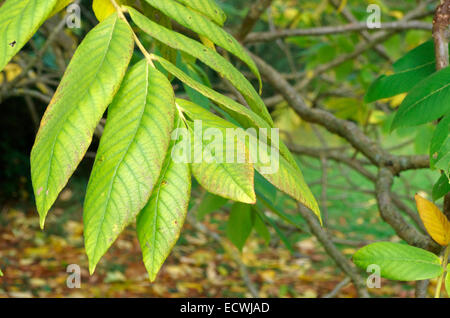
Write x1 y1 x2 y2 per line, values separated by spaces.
0 0 448 298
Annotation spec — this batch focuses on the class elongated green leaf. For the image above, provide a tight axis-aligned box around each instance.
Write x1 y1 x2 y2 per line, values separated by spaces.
391 67 450 130
140 1 177 71
152 53 300 175
177 56 213 110
252 208 270 244
176 0 226 26
0 269 3 277
181 103 256 204
154 54 268 129
432 174 450 201
257 206 294 253
137 118 191 281
393 40 436 73
196 192 228 220
365 40 443 102
129 7 273 126
177 98 321 221
226 203 253 251
430 114 450 178
365 64 436 103
142 0 262 91
0 0 58 72
31 14 134 228
84 61 175 273
353 242 443 281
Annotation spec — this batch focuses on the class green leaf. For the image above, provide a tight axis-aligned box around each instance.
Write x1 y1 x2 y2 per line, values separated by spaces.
353 242 443 281
137 118 191 281
432 174 450 201
152 53 300 175
365 41 443 102
196 192 228 220
177 56 212 110
31 14 134 228
175 0 226 26
365 64 436 103
177 98 321 222
252 208 270 244
257 207 294 253
392 40 435 73
128 7 273 126
446 265 450 297
154 54 269 130
226 203 253 251
181 102 256 204
391 67 450 130
84 61 175 274
142 0 262 91
0 0 58 72
0 269 3 277
430 114 450 178
140 1 177 72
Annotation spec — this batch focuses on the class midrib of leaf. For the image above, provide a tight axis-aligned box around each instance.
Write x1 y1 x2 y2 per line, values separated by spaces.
39 17 118 220
149 152 172 267
147 120 184 269
90 63 151 263
396 61 435 74
359 256 440 265
400 82 450 119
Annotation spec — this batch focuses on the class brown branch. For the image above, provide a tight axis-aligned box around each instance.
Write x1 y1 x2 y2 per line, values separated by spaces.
297 203 370 298
432 0 450 70
328 0 392 61
252 53 428 174
376 168 440 253
235 0 273 42
245 21 432 43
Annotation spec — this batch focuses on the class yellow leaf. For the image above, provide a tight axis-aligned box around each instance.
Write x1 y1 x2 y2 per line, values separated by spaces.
49 0 74 17
389 10 404 20
92 0 116 22
199 35 216 52
337 0 347 13
415 194 450 246
0 63 22 84
390 93 407 108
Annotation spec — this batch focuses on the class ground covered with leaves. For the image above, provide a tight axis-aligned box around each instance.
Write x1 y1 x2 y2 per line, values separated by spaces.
0 179 426 298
